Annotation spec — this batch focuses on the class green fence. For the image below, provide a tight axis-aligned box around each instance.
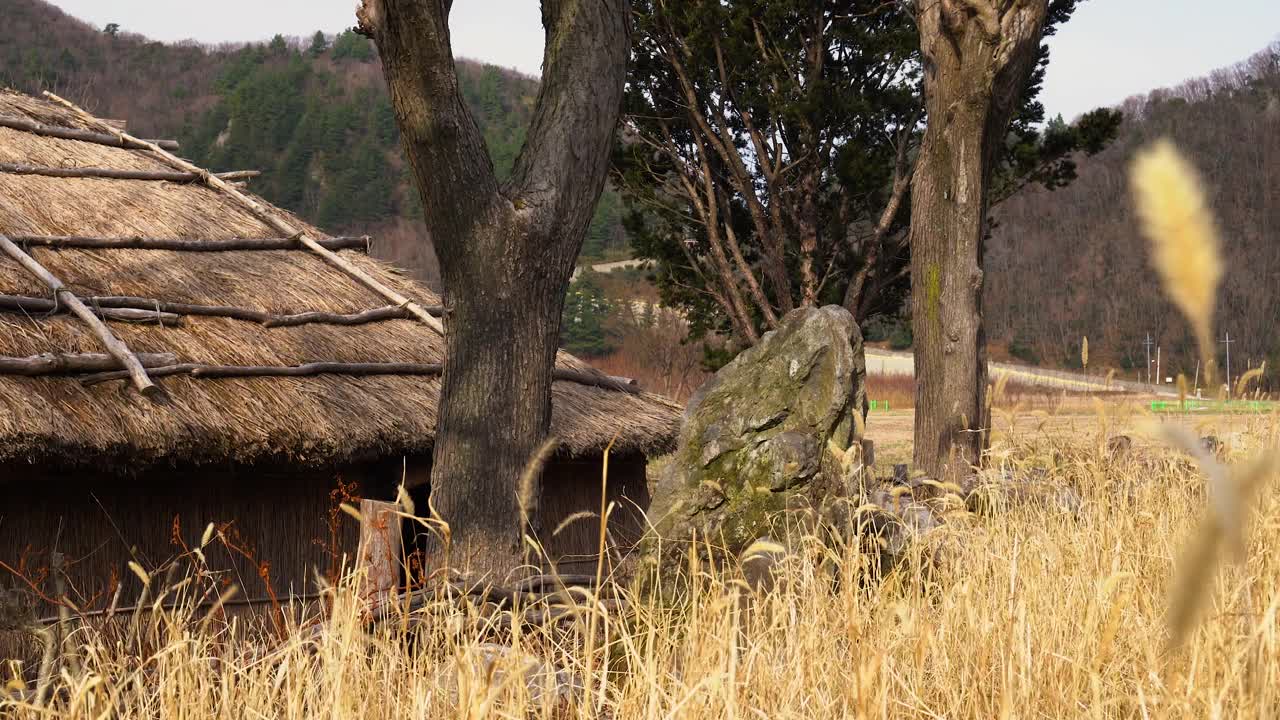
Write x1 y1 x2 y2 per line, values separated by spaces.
1150 399 1275 413
869 400 891 412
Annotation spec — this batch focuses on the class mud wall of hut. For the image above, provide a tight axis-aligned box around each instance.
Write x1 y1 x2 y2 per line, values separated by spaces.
2 452 652 615
0 460 389 618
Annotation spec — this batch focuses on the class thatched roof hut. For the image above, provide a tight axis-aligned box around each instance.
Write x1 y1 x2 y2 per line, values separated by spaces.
0 89 680 616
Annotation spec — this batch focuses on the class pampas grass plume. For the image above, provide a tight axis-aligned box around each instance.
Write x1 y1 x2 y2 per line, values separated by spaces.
1130 140 1222 364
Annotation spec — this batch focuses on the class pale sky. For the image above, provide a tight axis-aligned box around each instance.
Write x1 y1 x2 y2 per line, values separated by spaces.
46 0 1280 121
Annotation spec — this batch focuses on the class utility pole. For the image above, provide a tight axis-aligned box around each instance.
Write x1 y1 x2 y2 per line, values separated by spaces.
1222 330 1234 397
1156 346 1161 388
1144 333 1154 385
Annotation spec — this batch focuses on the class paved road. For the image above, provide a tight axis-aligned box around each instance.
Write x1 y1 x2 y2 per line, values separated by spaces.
865 348 1167 395
572 258 648 280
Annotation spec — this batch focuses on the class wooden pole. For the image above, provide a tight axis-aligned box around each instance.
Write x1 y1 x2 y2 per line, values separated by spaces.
39 92 638 399
4 235 369 252
79 361 641 393
55 295 267 323
44 91 447 338
0 162 258 184
0 295 182 324
81 362 446 386
0 233 159 396
262 306 416 328
212 170 261 181
0 114 180 150
1 293 440 327
89 296 440 326
356 499 403 610
0 352 177 376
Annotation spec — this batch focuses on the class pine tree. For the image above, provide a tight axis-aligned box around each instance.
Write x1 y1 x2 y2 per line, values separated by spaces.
309 31 328 57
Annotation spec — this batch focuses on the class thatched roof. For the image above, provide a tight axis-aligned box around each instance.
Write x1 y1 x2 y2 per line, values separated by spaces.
0 89 680 471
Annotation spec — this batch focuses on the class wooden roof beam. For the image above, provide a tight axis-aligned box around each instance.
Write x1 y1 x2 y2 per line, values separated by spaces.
0 114 180 150
0 351 177 376
0 162 258 183
0 293 441 327
80 362 641 394
0 294 182 324
4 234 370 252
43 91 447 338
0 233 160 396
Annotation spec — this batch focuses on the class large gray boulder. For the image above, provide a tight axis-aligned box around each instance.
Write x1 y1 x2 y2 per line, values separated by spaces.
647 305 868 558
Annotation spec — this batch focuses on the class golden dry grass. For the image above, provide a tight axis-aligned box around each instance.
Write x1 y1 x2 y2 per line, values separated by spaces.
4 407 1280 719
5 96 1273 720
865 371 1140 413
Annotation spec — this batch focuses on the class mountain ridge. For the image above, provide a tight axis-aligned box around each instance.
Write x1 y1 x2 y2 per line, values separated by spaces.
986 41 1280 376
0 0 628 287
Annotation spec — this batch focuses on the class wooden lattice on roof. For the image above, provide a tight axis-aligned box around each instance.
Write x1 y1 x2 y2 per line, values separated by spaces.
0 88 681 470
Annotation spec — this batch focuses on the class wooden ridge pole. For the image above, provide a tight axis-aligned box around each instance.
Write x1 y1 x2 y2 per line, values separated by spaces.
4 235 369 252
0 163 258 183
0 293 440 327
44 91 446 338
0 295 182 324
0 233 160 396
79 362 641 394
0 352 177 376
0 114 180 150
80 361 446 386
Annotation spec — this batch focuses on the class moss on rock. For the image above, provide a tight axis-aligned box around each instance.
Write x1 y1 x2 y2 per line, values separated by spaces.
647 305 869 564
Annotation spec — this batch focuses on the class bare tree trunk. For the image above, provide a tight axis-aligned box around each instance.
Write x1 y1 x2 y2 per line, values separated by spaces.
796 172 822 306
359 0 630 580
909 0 1048 481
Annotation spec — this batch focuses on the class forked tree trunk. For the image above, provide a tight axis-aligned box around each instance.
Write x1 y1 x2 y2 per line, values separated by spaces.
359 0 630 580
909 0 1048 481
430 224 572 576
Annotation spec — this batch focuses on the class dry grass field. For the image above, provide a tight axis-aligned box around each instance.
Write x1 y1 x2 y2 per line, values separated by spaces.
4 136 1274 719
4 402 1279 719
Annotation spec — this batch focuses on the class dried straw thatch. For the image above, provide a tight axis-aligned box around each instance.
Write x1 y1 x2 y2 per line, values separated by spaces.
0 89 681 471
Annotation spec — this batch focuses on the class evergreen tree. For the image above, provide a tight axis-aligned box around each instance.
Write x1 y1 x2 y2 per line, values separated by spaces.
309 31 328 57
561 272 617 357
331 29 375 61
616 0 1120 347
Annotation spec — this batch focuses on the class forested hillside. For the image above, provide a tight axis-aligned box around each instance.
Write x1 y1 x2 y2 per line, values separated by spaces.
0 0 630 287
6 0 1274 380
986 42 1280 380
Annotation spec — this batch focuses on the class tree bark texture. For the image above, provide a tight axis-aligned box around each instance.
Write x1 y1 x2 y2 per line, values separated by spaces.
359 0 630 581
909 0 1048 480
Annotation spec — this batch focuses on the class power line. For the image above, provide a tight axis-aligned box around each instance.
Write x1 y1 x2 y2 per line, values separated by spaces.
1221 330 1234 396
1143 333 1154 386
